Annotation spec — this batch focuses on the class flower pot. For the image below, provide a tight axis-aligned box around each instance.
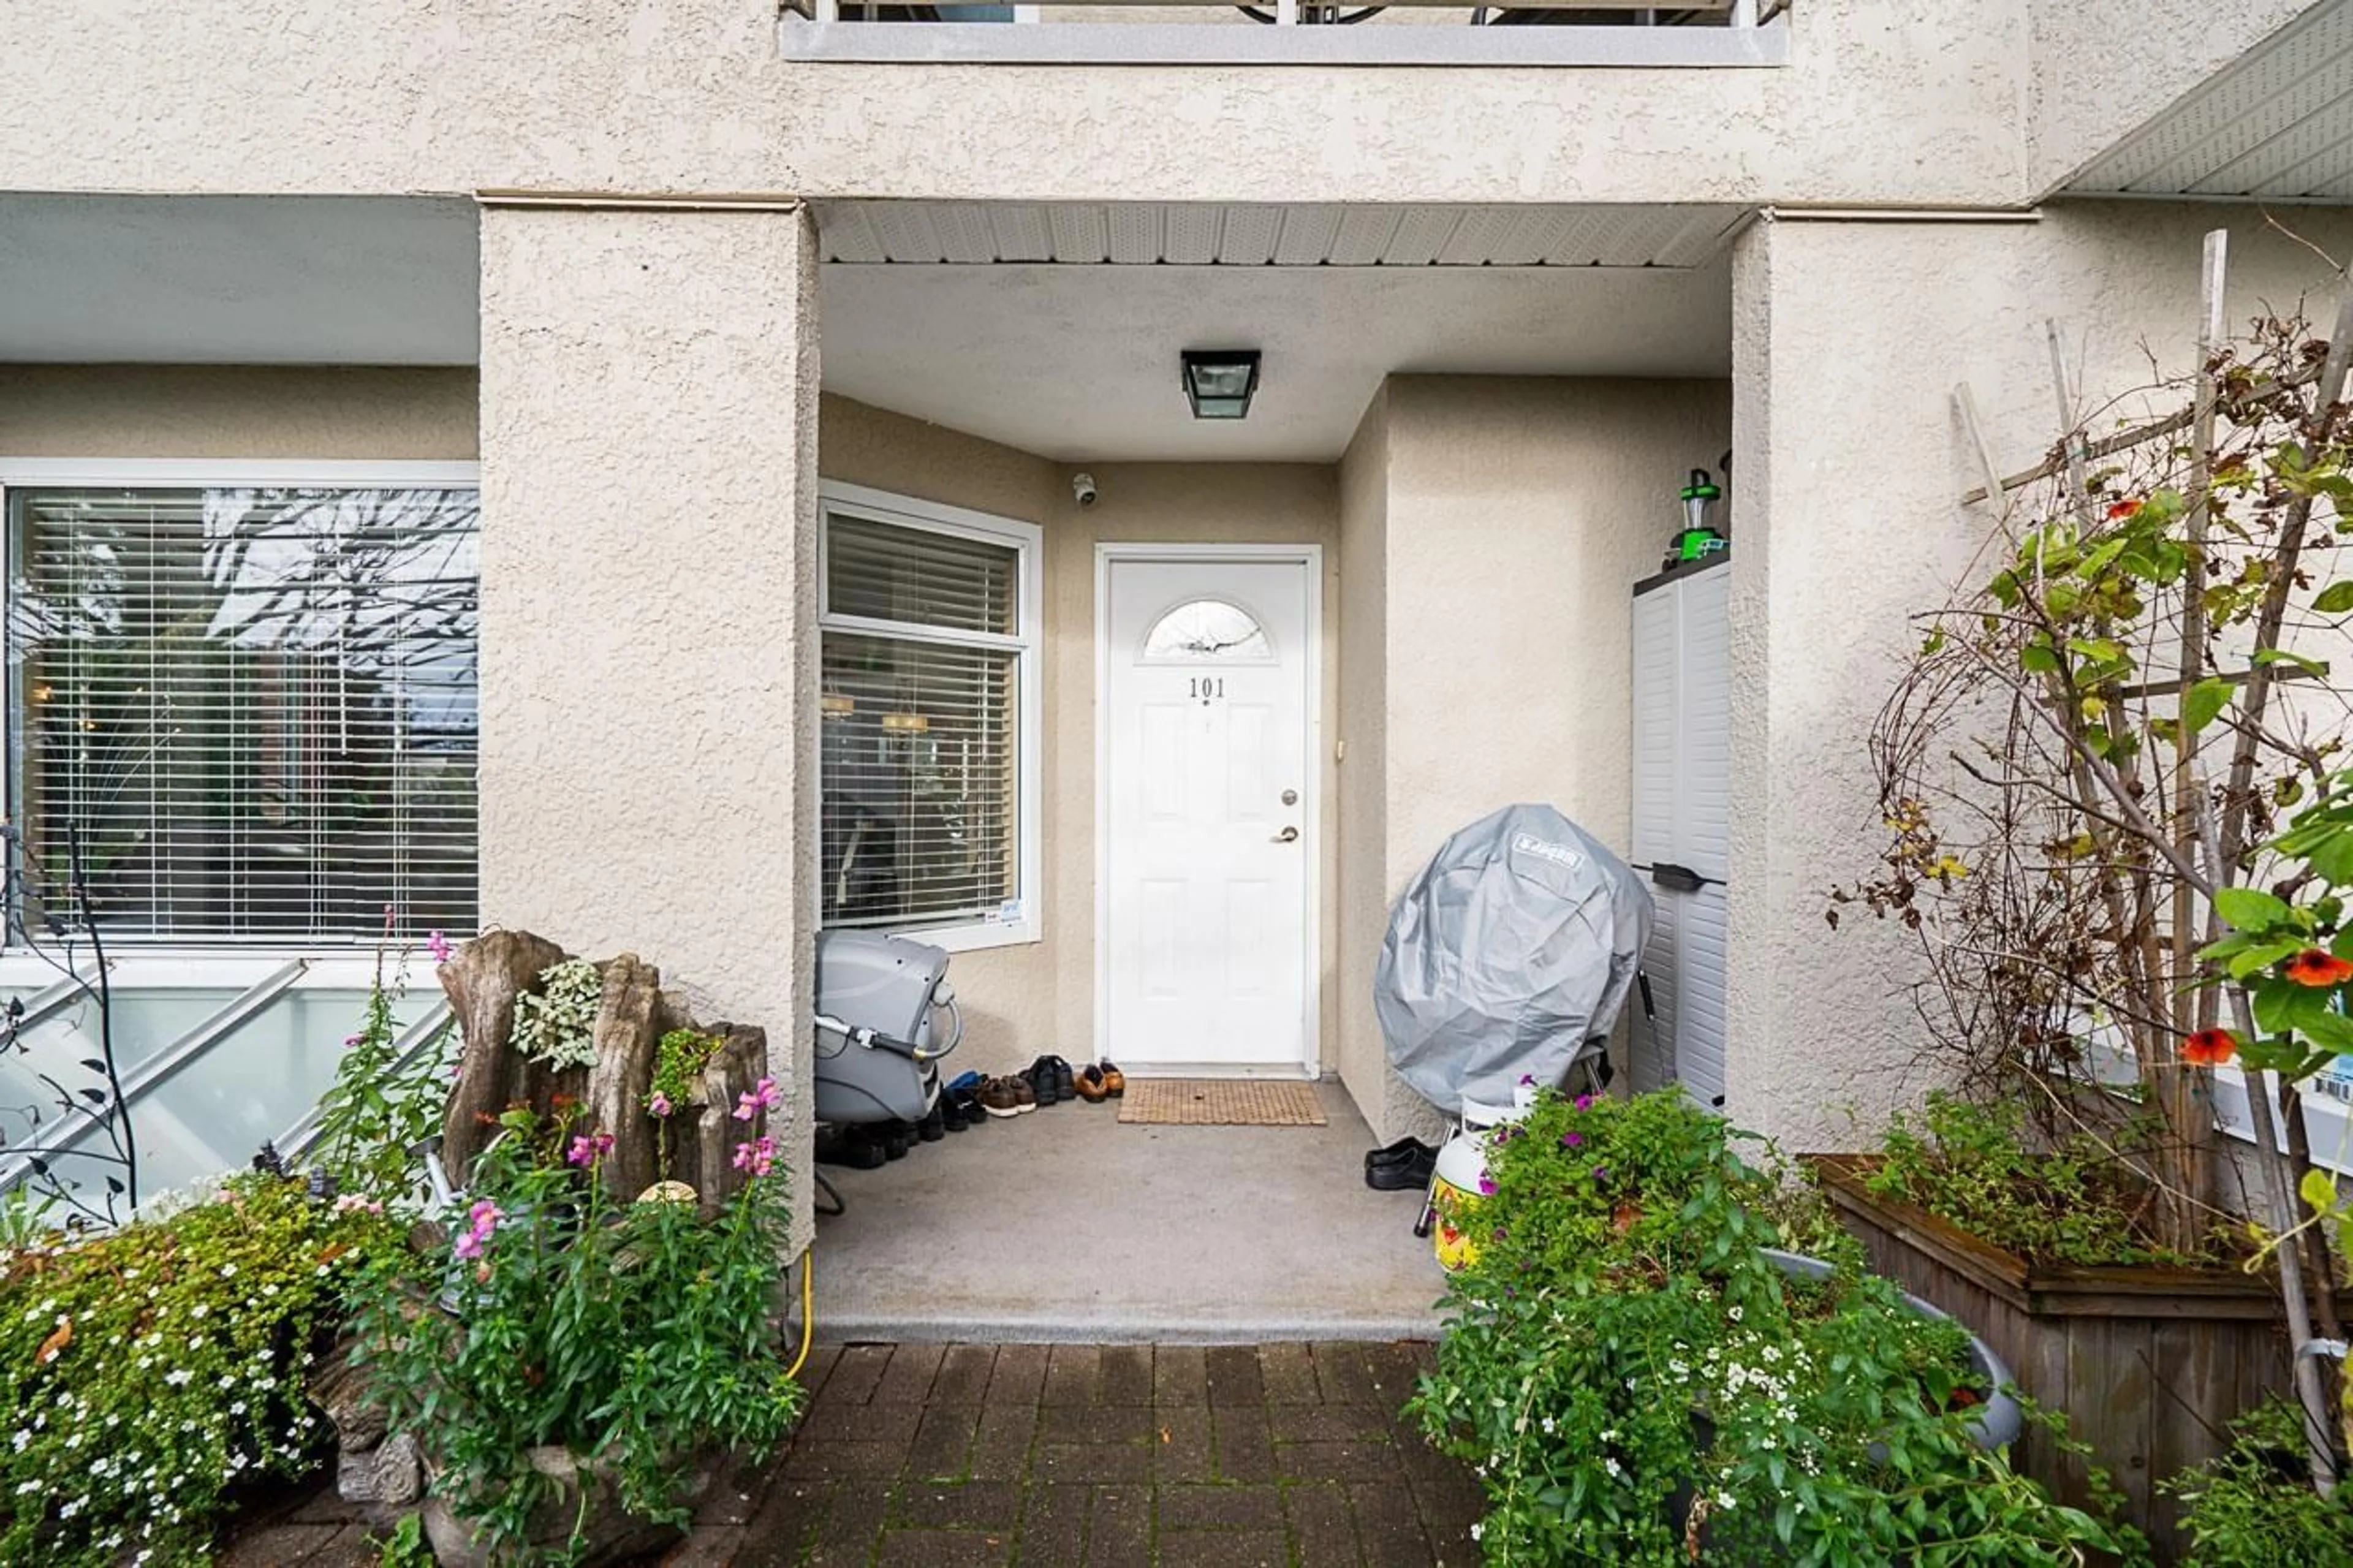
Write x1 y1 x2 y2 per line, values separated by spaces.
1806 1152 2290 1562
1759 1247 2023 1453
420 1445 716 1567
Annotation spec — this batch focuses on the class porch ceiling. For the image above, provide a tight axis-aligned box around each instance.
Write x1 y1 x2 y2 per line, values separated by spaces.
0 194 479 365
2064 0 2353 201
813 200 1748 268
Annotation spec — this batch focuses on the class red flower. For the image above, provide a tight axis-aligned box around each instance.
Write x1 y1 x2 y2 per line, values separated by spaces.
2106 498 2142 520
2182 1029 2238 1067
2282 949 2353 988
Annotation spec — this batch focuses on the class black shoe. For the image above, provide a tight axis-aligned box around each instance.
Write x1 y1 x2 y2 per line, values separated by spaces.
1365 1136 1435 1171
938 1091 969 1133
918 1102 947 1142
816 1126 887 1170
879 1121 914 1159
1027 1057 1062 1108
1365 1146 1436 1191
950 1085 988 1127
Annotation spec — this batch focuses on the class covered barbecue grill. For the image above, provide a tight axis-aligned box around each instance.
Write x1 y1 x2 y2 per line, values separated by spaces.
1374 803 1652 1115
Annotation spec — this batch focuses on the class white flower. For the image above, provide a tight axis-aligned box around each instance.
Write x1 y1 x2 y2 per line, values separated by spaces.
189 1304 208 1319
1604 1456 1623 1479
1469 1523 1483 1542
1728 1305 1743 1322
219 1263 236 1278
164 1368 192 1387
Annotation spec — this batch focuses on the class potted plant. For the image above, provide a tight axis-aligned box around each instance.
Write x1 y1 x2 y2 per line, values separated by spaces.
1828 248 2352 1552
1409 1089 2135 1565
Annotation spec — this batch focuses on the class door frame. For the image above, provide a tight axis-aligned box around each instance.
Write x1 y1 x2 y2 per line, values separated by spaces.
1093 542 1324 1077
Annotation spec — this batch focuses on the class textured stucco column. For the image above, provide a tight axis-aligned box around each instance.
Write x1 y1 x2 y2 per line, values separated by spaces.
1722 204 2353 1156
477 202 820 1247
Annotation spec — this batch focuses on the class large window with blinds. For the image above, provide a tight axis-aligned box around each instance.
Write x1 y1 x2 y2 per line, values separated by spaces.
819 483 1040 947
3 479 480 942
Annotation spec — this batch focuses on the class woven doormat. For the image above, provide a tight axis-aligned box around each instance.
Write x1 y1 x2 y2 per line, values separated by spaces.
1116 1078 1327 1127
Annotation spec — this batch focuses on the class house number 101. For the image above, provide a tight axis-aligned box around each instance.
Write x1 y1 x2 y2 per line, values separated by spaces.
1189 677 1225 702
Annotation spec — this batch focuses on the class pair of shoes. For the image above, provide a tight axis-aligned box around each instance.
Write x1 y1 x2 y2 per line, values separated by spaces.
814 1126 887 1169
1025 1055 1075 1107
937 1089 969 1134
1363 1137 1436 1192
978 1077 1035 1117
945 1080 987 1129
1074 1062 1130 1102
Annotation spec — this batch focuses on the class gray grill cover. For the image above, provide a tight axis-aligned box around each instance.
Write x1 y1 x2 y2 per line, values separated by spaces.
1375 804 1653 1116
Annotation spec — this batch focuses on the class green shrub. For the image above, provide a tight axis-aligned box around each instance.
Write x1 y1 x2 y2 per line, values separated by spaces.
0 1173 398 1566
1410 1088 2142 1566
2163 1399 2353 1567
1866 1091 2202 1267
348 1105 804 1562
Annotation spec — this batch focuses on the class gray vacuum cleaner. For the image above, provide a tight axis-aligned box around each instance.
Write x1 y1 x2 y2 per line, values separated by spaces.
813 929 962 1126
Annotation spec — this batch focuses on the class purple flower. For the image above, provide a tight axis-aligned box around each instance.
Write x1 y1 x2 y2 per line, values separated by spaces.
1491 1225 1509 1243
1574 1094 1593 1112
566 1132 614 1168
733 1076 784 1123
733 1134 778 1178
427 929 453 966
1590 1164 1609 1182
648 1091 673 1119
1476 1175 1498 1197
1562 1131 1584 1148
1518 1074 1537 1087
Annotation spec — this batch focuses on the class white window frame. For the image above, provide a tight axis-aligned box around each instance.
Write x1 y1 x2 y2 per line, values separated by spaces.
0 457 485 967
817 479 1043 953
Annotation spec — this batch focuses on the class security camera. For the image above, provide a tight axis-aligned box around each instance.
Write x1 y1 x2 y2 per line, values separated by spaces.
1072 472 1099 509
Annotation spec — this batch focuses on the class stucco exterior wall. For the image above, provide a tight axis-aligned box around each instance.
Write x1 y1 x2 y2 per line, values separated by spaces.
1725 199 2353 1157
1336 389 1391 1137
817 396 1342 1080
0 366 478 459
4 1 2047 208
2028 0 2321 196
477 205 820 1240
1338 374 1732 1137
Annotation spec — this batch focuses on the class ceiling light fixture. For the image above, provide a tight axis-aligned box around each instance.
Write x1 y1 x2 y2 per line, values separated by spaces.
1181 349 1262 420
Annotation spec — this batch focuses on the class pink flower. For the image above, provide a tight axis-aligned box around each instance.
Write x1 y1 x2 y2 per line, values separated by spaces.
1573 1094 1593 1112
732 1135 778 1178
733 1077 784 1123
454 1230 484 1261
648 1091 673 1119
1561 1131 1583 1148
427 930 453 966
567 1132 615 1168
343 1032 363 1050
1476 1175 1498 1197
455 1199 502 1262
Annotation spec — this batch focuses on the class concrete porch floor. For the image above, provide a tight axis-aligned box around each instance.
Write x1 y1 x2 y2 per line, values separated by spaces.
809 1080 1447 1344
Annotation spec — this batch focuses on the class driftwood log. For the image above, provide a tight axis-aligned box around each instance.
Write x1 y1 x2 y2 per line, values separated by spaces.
436 933 770 1213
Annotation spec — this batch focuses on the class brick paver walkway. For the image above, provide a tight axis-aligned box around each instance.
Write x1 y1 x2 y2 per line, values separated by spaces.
224 1343 1484 1567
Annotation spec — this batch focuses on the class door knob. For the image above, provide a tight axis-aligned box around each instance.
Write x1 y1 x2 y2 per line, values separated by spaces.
1271 826 1299 844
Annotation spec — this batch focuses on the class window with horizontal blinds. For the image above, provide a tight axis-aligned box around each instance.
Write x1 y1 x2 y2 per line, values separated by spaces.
6 486 481 941
819 500 1033 936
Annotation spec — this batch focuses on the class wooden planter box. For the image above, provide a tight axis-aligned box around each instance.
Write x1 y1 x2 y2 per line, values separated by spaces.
1807 1154 2291 1564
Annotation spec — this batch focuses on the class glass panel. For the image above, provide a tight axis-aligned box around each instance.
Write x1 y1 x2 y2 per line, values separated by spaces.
820 632 1018 930
827 512 1019 636
1143 599 1271 662
28 987 434 1201
8 486 482 941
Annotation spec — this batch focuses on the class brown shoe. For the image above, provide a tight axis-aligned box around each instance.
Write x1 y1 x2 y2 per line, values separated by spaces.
1100 1062 1126 1097
1074 1065 1110 1104
978 1077 1028 1118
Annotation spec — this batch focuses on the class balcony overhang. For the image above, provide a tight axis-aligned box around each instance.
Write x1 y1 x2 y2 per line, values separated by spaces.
2066 0 2353 202
780 6 1789 68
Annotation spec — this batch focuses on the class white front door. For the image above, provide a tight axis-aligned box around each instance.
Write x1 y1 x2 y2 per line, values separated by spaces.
1102 551 1315 1072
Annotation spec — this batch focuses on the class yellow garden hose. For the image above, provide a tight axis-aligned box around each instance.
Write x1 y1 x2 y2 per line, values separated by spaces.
785 1244 816 1380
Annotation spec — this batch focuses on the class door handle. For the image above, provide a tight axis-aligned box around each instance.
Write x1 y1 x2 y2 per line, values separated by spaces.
1270 826 1299 844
